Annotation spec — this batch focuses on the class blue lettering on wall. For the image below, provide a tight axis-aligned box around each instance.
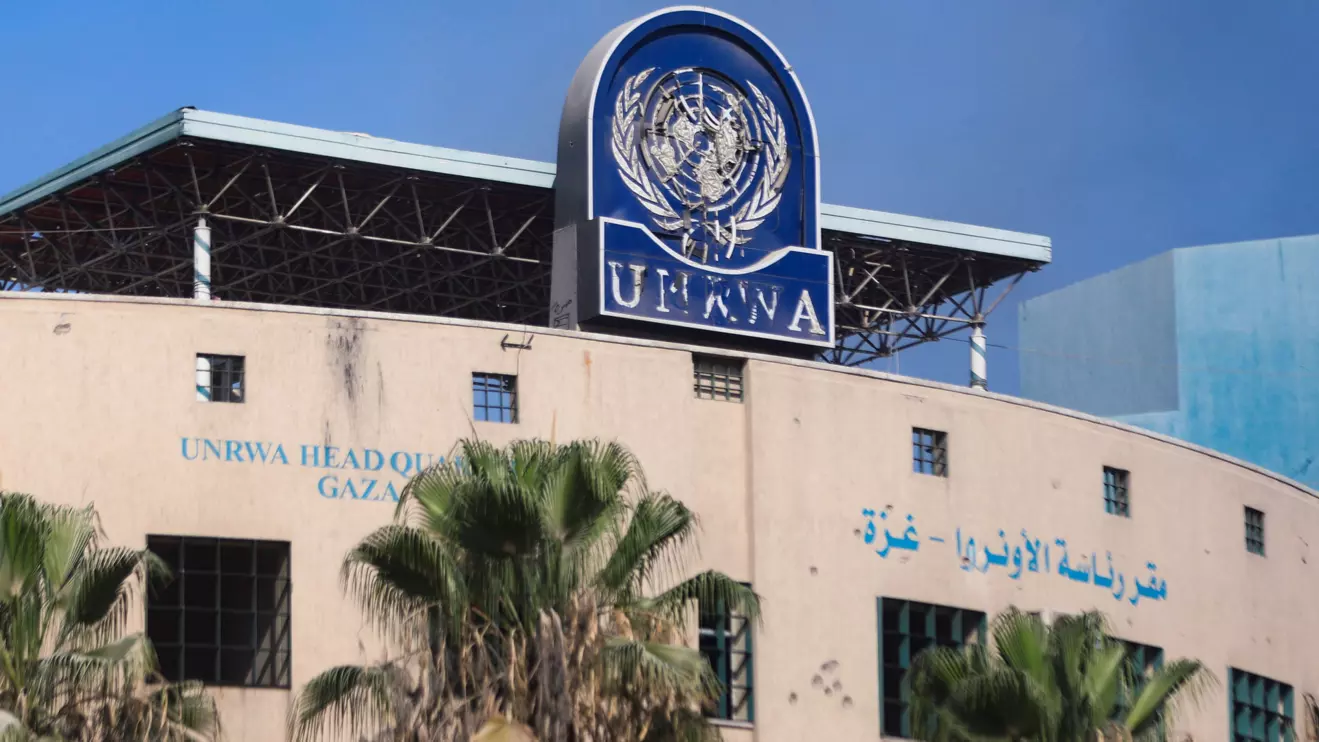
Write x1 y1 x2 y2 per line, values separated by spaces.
181 437 456 504
860 508 1169 607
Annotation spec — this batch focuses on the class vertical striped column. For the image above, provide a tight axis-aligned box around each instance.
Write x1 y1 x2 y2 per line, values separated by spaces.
195 355 212 402
193 217 212 301
970 324 987 390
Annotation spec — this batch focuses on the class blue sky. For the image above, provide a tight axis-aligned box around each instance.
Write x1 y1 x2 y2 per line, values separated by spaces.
2 1 1317 392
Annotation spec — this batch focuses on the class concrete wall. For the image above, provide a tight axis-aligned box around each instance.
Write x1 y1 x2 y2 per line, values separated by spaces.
2 292 1317 742
1018 251 1178 417
1019 235 1319 489
1171 236 1319 484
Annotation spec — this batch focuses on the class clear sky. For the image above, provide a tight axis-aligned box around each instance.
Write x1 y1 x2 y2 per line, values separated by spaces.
2 1 1317 393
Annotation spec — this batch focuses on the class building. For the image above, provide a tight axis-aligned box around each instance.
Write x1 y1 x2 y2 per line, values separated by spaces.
0 7 1312 742
1019 235 1319 489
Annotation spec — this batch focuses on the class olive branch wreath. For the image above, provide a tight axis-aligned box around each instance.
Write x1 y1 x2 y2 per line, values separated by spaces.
611 68 684 232
610 69 790 255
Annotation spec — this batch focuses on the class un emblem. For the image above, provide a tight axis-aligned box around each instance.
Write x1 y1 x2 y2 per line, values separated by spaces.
553 7 834 347
611 67 788 266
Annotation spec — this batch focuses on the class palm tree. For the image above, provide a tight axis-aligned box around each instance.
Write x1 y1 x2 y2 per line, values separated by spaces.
907 609 1211 742
290 438 759 742
0 492 220 740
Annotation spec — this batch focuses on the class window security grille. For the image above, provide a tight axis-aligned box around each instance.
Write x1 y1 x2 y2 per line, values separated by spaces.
1246 507 1265 556
1230 668 1293 742
146 536 291 688
912 428 948 476
699 593 754 722
1104 467 1131 517
879 598 984 737
196 354 244 403
472 373 518 423
693 355 745 402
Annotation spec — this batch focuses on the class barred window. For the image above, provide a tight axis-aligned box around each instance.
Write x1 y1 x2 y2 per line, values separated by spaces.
880 598 985 738
912 428 948 476
700 591 753 723
1230 668 1293 742
147 536 291 688
1245 507 1265 556
196 354 244 403
1114 640 1164 729
472 373 518 423
1104 467 1131 517
693 355 744 402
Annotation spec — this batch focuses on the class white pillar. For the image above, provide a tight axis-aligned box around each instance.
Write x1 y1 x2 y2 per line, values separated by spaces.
195 355 212 402
970 324 987 390
193 217 212 301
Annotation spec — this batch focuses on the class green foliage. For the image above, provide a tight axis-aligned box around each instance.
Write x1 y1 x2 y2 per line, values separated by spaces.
0 492 219 740
908 609 1213 742
292 439 760 742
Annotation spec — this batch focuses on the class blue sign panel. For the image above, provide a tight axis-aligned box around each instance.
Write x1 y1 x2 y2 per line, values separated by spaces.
553 7 834 347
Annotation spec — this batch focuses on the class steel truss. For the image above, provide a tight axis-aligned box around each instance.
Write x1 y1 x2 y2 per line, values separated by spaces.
821 233 1033 367
0 138 1038 367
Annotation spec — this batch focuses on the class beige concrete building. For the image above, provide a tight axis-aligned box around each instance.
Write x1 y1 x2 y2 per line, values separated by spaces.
1 291 1314 741
0 9 1302 738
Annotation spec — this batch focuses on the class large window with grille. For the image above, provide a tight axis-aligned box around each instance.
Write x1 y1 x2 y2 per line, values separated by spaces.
1245 507 1265 555
1231 668 1293 742
911 428 948 476
699 592 753 723
879 598 985 737
693 355 744 402
196 354 244 403
1113 640 1163 730
146 536 291 688
472 373 518 423
1104 466 1131 517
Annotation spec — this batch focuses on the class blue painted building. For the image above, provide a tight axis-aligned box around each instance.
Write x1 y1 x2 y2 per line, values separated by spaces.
1019 234 1319 487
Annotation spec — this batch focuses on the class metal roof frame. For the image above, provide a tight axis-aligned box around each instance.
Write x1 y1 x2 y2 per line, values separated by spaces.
0 108 1051 366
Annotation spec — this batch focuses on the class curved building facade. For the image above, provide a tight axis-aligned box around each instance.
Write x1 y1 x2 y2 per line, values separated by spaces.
1 291 1313 741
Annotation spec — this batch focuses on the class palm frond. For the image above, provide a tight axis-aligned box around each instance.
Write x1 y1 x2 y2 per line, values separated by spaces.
595 494 698 599
634 571 760 629
342 525 465 641
600 636 719 699
1124 658 1214 736
288 663 401 742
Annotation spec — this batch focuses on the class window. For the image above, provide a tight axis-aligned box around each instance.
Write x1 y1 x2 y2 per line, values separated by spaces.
1104 467 1131 517
699 591 753 723
1231 668 1293 742
911 428 948 476
196 354 244 403
879 598 985 738
693 355 744 402
1246 507 1265 555
1114 640 1164 728
146 536 291 688
472 373 518 423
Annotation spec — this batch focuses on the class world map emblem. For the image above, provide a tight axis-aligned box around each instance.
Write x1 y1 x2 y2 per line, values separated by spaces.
611 66 789 266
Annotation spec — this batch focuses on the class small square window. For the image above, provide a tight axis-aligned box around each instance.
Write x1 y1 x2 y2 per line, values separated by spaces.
1245 507 1265 556
912 428 948 477
693 355 744 402
472 373 518 423
700 586 753 722
1104 467 1130 517
196 354 244 403
147 535 291 689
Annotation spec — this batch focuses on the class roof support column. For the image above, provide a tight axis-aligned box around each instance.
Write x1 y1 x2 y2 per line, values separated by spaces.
193 216 211 301
970 322 987 390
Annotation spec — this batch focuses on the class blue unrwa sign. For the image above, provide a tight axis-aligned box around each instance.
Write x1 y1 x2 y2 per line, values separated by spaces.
552 7 834 347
